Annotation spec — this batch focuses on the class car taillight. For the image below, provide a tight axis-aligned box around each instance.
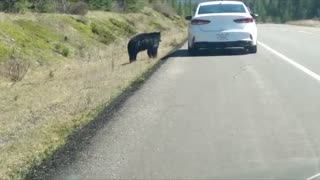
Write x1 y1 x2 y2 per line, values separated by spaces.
191 19 211 25
234 18 254 23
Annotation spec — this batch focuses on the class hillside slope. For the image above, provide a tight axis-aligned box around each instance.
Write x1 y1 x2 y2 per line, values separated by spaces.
0 8 186 180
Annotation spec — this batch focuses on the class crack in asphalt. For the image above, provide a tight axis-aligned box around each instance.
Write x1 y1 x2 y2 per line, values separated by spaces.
232 64 253 81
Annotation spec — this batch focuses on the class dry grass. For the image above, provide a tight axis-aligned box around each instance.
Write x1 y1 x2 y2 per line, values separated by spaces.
286 19 320 27
0 9 187 180
0 58 30 82
151 2 176 18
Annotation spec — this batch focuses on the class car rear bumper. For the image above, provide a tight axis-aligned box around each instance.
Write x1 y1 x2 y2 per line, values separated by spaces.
188 27 258 46
194 41 254 49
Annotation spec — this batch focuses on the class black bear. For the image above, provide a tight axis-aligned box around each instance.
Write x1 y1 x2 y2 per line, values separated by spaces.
127 32 161 63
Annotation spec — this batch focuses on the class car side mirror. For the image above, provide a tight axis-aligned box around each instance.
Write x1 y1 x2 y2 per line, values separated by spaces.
185 16 192 21
251 14 259 19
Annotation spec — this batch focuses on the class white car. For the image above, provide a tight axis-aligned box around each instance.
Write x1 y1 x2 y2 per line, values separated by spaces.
186 0 258 54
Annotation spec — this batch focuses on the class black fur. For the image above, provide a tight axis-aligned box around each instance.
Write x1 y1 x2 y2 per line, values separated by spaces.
127 32 161 63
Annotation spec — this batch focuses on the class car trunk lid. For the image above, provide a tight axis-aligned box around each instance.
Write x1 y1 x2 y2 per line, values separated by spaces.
193 13 252 32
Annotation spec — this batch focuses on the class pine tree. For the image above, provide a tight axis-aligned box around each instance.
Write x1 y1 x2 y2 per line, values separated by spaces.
177 1 183 16
187 0 194 16
170 0 178 14
89 0 113 11
0 0 318 21
115 0 144 13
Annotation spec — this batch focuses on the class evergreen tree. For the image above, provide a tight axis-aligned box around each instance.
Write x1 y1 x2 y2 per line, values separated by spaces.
0 0 319 22
89 0 113 11
116 0 144 13
177 1 183 16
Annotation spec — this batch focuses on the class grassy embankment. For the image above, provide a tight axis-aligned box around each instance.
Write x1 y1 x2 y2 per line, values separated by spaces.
0 8 186 180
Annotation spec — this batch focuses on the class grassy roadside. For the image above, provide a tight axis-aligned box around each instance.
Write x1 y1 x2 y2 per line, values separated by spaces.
286 19 320 27
27 38 187 179
0 8 187 180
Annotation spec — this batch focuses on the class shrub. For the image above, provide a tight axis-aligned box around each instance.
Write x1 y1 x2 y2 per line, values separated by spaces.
49 70 54 78
89 0 113 11
1 57 29 82
152 2 175 17
109 18 136 36
62 47 70 57
34 0 56 13
54 43 70 57
69 1 89 15
114 0 145 13
76 16 89 25
54 43 62 52
16 0 32 13
91 22 116 45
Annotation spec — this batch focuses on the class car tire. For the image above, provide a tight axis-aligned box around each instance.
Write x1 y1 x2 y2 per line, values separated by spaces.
188 45 198 56
248 45 257 54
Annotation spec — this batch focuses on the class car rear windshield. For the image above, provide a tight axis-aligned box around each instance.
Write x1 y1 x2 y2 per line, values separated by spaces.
198 4 246 14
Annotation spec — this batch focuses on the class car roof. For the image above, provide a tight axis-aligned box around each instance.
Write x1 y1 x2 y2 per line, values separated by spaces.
199 1 244 6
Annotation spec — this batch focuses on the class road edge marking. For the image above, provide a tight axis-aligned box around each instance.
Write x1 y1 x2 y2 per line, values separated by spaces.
258 41 320 180
258 41 320 82
307 173 320 180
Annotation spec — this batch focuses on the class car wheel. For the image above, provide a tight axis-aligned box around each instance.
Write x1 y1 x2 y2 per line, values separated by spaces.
248 45 257 54
188 45 198 56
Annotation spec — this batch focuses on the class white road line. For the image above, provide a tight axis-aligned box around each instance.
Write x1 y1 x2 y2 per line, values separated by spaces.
258 41 320 82
258 41 320 180
307 172 320 180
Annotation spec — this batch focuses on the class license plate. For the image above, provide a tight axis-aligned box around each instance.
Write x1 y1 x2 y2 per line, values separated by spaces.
216 33 230 41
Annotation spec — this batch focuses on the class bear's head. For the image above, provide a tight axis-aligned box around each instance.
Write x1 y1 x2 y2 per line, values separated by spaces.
150 32 161 42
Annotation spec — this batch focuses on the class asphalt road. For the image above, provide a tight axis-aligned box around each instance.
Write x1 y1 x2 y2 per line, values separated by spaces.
50 24 320 180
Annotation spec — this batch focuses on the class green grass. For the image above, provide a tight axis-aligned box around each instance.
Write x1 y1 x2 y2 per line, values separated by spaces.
54 43 70 57
0 45 11 62
90 18 137 45
109 18 137 36
150 20 168 31
0 8 183 65
0 20 63 64
15 20 61 43
91 21 116 45
0 8 187 180
61 16 94 38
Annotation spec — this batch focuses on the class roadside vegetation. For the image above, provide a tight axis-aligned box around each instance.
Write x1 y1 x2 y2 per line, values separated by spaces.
4 0 318 179
244 0 320 23
0 1 188 179
286 19 320 27
0 0 197 16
